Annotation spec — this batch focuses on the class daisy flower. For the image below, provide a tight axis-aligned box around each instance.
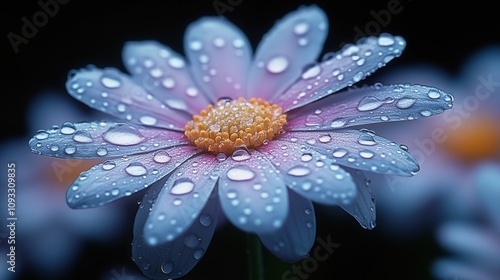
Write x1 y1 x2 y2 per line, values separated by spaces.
28 5 453 279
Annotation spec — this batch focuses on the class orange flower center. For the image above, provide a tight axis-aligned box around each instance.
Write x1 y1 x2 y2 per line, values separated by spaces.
185 97 287 155
442 116 500 163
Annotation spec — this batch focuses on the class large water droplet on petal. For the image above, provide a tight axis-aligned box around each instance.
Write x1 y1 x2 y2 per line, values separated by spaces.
153 150 171 163
427 89 441 99
378 35 395 46
102 125 145 146
100 75 122 88
60 122 76 135
357 96 385 111
161 262 174 274
227 166 255 181
396 98 416 109
170 178 195 195
301 64 321 79
358 134 377 146
287 166 311 177
72 131 93 143
266 56 289 74
293 22 310 35
332 148 348 158
184 233 201 248
232 149 251 161
125 162 147 176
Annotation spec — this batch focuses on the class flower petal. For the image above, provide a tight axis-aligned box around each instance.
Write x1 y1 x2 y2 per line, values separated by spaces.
143 154 219 245
66 66 188 130
258 189 316 263
132 178 220 279
66 145 199 208
474 163 500 230
278 130 419 176
218 150 288 234
184 17 252 101
259 140 356 205
338 168 376 230
286 84 454 130
122 40 211 115
29 121 189 159
247 5 328 99
274 33 406 112
432 258 498 280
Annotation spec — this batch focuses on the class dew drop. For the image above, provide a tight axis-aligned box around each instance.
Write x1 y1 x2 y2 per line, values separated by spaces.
64 145 76 155
420 110 432 117
353 71 364 82
359 150 375 159
232 149 251 161
153 150 171 163
102 160 116 170
193 249 204 260
266 56 289 74
396 98 416 109
161 262 174 274
199 214 213 226
300 153 313 162
60 122 76 135
427 89 440 99
189 40 203 51
293 22 309 35
301 64 321 79
96 147 108 156
227 166 255 181
318 134 332 143
168 57 185 69
332 148 348 158
305 114 323 126
378 35 395 46
330 118 346 128
287 166 311 177
72 131 93 143
125 162 147 176
184 233 201 248
102 125 145 146
357 96 385 111
358 134 377 146
139 115 157 126
101 75 122 88
35 130 49 140
170 178 195 195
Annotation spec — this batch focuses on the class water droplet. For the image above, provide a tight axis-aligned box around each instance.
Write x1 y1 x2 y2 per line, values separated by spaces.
102 125 145 146
318 134 332 143
189 40 203 51
396 98 416 109
162 77 175 89
102 160 116 170
64 145 76 155
287 166 311 177
216 153 227 162
332 148 348 158
72 131 93 143
330 118 346 128
35 130 49 140
353 71 363 82
357 96 385 111
125 162 147 176
359 150 375 159
100 75 121 89
378 35 395 46
50 144 59 152
227 166 255 181
96 147 108 156
199 214 213 226
293 22 309 35
301 64 321 79
161 262 174 274
420 110 432 117
170 178 195 195
193 249 204 260
60 122 76 135
184 233 201 248
140 115 157 126
427 89 440 99
168 57 185 69
232 149 251 161
111 188 120 196
301 153 313 162
266 56 289 74
186 87 199 97
153 150 171 163
213 37 226 48
358 134 376 146
305 114 323 126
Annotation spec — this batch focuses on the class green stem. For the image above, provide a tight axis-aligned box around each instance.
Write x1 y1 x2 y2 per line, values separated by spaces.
246 233 265 280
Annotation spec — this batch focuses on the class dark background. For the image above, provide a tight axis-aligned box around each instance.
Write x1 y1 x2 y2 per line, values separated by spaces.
2 0 499 279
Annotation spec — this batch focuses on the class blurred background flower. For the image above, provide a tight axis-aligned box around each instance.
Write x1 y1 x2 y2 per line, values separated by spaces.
0 92 130 280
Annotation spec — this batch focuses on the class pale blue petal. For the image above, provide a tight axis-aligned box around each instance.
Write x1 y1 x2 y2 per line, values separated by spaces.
286 84 454 130
259 140 357 205
258 190 316 262
29 121 189 159
122 40 211 115
278 130 419 176
338 168 376 230
274 33 406 112
132 179 220 279
433 258 498 280
184 17 251 101
218 150 288 234
66 145 199 208
143 154 219 245
66 66 188 130
474 163 500 230
247 5 328 99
